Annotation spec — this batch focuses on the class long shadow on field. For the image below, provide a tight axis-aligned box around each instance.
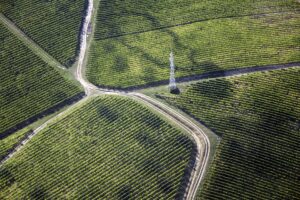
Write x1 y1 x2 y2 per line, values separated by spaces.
0 92 85 140
0 168 15 189
94 0 233 89
29 186 49 200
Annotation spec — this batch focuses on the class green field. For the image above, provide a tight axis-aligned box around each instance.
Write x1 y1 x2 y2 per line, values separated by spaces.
0 128 31 161
0 23 83 138
155 68 300 199
0 95 196 199
95 0 299 39
0 0 86 66
87 12 300 88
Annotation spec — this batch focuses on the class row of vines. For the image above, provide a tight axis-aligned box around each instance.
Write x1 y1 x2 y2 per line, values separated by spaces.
94 0 299 39
0 23 83 138
156 68 300 199
0 96 196 199
1 0 86 66
87 12 300 88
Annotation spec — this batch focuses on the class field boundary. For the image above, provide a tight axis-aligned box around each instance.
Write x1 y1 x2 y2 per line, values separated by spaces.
0 95 89 166
129 93 210 200
0 92 85 140
96 10 299 41
91 62 300 91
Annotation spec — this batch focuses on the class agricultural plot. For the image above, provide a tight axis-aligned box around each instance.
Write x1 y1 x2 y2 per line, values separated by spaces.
87 12 300 88
0 95 196 199
0 24 83 139
0 128 31 161
95 0 299 39
0 0 86 66
155 68 300 199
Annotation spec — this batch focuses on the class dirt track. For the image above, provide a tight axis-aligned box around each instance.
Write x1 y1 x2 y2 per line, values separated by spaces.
129 93 210 200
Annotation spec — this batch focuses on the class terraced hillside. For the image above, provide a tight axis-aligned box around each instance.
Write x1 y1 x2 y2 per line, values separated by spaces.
0 0 86 66
0 23 83 139
0 96 196 199
155 68 300 199
87 1 300 88
94 0 299 39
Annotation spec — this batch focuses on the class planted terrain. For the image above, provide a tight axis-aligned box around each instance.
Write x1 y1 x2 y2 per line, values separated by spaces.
0 95 196 199
95 0 299 39
88 12 300 88
0 0 86 66
155 68 300 199
0 128 31 161
0 24 83 139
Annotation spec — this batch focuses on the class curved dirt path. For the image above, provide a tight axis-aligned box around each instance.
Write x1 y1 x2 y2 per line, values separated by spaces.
129 93 210 200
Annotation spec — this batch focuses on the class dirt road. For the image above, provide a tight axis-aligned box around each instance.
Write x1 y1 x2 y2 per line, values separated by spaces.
129 93 210 200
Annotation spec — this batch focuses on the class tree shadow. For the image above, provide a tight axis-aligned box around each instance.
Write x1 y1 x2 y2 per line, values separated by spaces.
97 105 118 123
0 168 15 190
158 177 174 194
134 132 156 148
194 78 233 101
29 186 49 200
112 55 129 72
117 185 133 200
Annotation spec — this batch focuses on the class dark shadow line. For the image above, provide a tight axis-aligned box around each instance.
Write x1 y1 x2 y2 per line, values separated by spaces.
96 10 299 41
0 92 85 140
94 62 300 91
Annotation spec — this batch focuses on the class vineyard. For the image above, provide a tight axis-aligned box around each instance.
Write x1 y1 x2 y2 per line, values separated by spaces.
1 0 300 199
94 0 299 39
0 95 196 199
87 12 300 88
0 128 31 161
155 68 300 199
0 23 83 139
0 0 86 66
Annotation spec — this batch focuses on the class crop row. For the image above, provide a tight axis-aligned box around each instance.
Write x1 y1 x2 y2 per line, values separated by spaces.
94 0 299 39
156 68 300 199
1 0 86 66
0 96 196 199
87 12 300 88
0 24 83 138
